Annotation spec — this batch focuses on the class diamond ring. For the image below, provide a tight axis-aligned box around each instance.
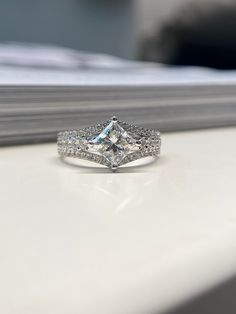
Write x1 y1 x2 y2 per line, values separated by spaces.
57 116 161 171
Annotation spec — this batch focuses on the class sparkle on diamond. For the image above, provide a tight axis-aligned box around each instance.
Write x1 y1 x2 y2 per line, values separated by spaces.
87 118 140 167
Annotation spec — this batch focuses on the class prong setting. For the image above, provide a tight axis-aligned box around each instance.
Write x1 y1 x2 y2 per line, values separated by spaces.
111 116 118 122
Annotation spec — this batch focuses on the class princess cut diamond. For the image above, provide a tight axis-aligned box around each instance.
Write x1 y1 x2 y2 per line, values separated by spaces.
87 117 139 168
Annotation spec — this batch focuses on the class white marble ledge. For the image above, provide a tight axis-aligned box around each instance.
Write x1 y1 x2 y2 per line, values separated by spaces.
0 127 236 314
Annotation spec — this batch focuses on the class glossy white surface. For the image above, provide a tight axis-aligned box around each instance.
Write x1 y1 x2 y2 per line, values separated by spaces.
1 128 236 314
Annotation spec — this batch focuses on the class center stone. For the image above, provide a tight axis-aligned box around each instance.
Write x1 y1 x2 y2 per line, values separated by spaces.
87 119 139 167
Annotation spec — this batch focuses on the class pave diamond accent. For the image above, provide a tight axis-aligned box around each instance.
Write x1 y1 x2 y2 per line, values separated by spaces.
86 117 139 168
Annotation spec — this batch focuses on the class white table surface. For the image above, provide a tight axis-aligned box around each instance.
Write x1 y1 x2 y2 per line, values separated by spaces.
1 127 236 314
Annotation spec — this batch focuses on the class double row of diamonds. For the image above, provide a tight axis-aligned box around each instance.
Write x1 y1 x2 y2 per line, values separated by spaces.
57 129 111 167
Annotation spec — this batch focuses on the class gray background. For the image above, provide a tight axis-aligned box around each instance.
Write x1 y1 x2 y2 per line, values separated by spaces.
0 0 136 59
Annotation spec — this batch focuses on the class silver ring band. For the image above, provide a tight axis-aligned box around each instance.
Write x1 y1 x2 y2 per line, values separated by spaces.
57 116 161 170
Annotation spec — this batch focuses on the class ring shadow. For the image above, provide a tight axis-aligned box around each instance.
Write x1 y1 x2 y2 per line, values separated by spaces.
51 155 168 174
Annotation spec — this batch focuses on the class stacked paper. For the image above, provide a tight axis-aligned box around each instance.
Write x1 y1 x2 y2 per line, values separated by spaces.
1 43 236 145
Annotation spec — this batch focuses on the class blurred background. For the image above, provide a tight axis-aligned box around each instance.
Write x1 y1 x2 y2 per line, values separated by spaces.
0 0 235 68
2 0 236 145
